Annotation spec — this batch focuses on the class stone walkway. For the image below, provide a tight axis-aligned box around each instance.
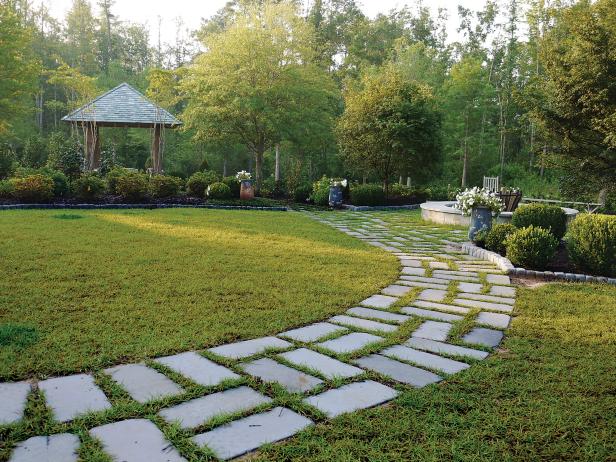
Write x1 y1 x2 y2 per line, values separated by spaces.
0 211 515 461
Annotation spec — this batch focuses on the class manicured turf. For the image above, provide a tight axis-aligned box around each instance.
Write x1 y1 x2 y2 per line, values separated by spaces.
0 209 397 380
255 282 616 461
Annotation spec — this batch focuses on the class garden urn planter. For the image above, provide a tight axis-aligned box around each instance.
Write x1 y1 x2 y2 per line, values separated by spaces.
329 185 343 208
240 180 255 200
469 206 493 241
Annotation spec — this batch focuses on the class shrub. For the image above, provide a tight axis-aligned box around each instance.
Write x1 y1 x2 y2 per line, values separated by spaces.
0 143 16 179
222 176 241 197
47 170 69 197
22 135 47 168
310 176 330 206
47 136 83 178
260 177 286 198
149 175 182 198
485 223 517 255
10 174 54 203
350 184 385 206
293 183 312 203
187 170 219 197
0 180 14 199
512 203 567 239
72 174 106 201
116 172 149 201
566 214 616 277
105 167 127 195
505 225 558 269
472 228 489 247
207 182 232 199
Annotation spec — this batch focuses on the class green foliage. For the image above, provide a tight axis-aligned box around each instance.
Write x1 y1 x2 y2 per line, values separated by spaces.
115 172 149 201
149 175 182 198
566 214 616 277
472 228 489 247
512 204 567 239
259 177 286 199
22 135 48 167
311 176 330 206
187 170 219 198
485 223 517 255
350 184 386 206
388 184 430 204
0 143 16 179
0 179 14 199
293 183 312 203
105 167 127 195
222 176 240 197
10 174 54 203
47 136 83 178
505 226 558 269
207 182 232 199
72 173 105 201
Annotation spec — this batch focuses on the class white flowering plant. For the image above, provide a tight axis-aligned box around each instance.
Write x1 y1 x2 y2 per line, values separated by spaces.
330 178 348 188
236 170 252 182
454 187 504 216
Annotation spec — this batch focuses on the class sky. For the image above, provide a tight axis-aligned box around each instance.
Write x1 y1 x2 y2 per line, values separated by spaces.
38 0 491 46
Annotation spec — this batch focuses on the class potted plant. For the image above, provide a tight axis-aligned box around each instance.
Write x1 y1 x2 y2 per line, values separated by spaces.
329 178 347 208
454 187 504 241
236 170 254 200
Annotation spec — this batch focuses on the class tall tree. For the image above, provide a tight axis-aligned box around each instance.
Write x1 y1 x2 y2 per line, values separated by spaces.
65 0 98 75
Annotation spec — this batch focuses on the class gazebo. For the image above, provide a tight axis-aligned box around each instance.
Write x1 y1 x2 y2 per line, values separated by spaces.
61 82 182 173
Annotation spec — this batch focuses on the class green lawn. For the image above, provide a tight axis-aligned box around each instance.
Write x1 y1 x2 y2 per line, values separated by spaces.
255 282 616 461
0 209 397 380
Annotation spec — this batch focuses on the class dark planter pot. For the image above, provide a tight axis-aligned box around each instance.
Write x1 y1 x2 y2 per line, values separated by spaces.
469 206 493 241
329 185 343 208
240 180 254 200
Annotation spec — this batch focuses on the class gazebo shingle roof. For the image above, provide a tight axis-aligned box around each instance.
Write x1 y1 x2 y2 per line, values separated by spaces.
61 82 182 128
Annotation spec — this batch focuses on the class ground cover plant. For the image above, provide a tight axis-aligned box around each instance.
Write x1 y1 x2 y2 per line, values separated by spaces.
0 209 397 380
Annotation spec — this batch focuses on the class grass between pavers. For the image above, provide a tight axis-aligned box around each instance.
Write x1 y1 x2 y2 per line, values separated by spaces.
0 209 399 380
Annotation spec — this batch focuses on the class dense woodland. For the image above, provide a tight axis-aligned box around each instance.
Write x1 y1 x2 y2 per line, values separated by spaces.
0 0 614 204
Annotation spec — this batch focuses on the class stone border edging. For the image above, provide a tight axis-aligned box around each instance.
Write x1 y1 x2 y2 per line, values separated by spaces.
341 204 420 211
461 242 616 285
0 203 288 211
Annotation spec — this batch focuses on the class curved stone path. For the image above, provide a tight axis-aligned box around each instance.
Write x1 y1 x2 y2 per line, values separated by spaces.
0 211 515 461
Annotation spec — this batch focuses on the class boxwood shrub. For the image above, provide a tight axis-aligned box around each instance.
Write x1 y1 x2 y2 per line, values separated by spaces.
222 176 241 197
207 182 232 199
505 225 558 269
116 172 149 201
10 174 54 203
350 184 385 206
0 180 14 199
485 223 517 255
566 214 616 277
149 175 182 198
311 176 330 206
72 174 106 201
512 203 567 239
187 170 219 198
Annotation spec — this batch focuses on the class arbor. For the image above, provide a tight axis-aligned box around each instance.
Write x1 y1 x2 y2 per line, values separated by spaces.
182 1 339 191
336 68 442 193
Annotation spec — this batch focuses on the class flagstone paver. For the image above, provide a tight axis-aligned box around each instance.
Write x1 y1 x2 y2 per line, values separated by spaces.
8 433 80 462
159 386 272 429
486 274 511 285
412 320 453 341
476 312 511 329
359 294 399 309
105 364 184 404
458 293 516 305
399 259 422 267
354 354 442 387
401 267 427 276
382 345 470 374
453 298 513 313
381 284 413 297
490 285 516 297
303 380 398 418
279 348 364 379
279 322 347 343
39 374 111 423
397 280 449 290
412 300 471 314
192 407 313 461
402 307 463 322
209 336 292 359
0 381 30 425
463 327 504 347
316 332 384 354
457 282 483 293
154 352 239 386
405 338 489 360
329 315 398 333
417 289 448 302
240 358 323 393
90 418 186 462
347 306 409 323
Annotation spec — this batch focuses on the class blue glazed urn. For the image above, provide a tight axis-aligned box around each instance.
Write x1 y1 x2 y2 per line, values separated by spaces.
329 185 343 208
468 206 493 241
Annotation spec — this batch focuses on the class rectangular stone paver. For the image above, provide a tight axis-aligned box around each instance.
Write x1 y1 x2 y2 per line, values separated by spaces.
9 433 79 462
401 307 463 322
90 418 186 462
399 275 449 286
453 298 513 313
359 294 399 309
429 261 450 269
413 300 470 314
476 312 511 329
279 348 363 379
39 374 111 423
382 345 469 374
155 352 239 387
192 407 312 460
241 358 322 393
347 307 409 324
353 354 441 388
303 380 398 418
105 364 184 404
159 386 272 429
209 336 292 359
458 282 483 293
417 289 447 302
381 284 413 297
458 293 515 305
463 327 504 347
490 285 516 297
401 267 426 276
0 381 30 425
396 280 449 290
316 332 384 354
279 322 346 343
329 315 397 333
399 259 422 267
412 320 453 341
405 338 489 360
486 274 511 285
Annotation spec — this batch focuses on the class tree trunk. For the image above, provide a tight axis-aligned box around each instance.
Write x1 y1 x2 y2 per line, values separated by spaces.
223 157 227 177
275 144 280 183
255 149 264 194
151 124 162 174
461 112 469 188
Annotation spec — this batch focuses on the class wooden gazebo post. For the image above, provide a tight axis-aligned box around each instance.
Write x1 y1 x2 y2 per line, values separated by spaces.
151 124 162 174
84 122 101 170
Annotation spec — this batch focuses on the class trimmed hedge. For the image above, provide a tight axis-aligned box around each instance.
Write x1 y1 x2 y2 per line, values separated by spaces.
222 176 241 197
149 175 182 198
116 173 149 201
485 223 517 255
10 175 54 203
72 174 105 201
207 182 232 199
566 214 616 277
350 184 385 206
187 170 219 198
512 204 567 239
505 225 558 269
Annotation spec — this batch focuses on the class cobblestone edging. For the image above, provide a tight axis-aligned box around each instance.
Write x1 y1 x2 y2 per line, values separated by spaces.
461 242 616 286
0 203 288 211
